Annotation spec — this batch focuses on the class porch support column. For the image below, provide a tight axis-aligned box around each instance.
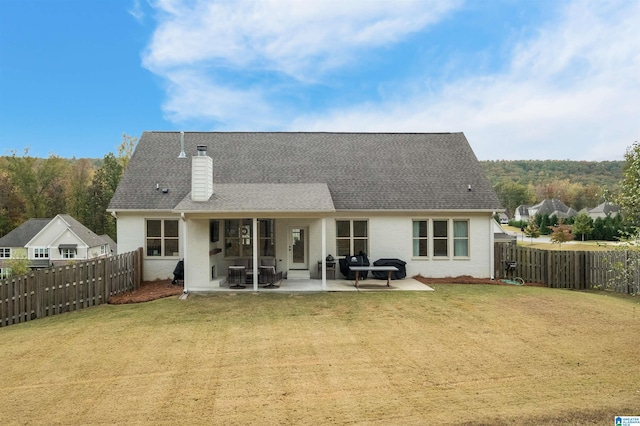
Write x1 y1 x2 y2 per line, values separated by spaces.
321 217 327 291
181 213 188 292
253 217 259 291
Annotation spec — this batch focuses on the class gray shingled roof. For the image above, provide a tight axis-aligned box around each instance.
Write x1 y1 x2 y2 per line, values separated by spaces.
0 218 51 247
0 215 108 248
175 183 335 213
58 214 109 247
109 132 503 212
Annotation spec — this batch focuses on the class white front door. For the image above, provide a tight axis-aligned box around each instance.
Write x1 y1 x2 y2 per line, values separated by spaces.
289 226 308 270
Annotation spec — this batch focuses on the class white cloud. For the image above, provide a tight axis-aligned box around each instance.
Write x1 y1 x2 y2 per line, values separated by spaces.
292 0 640 160
143 0 640 160
142 0 461 127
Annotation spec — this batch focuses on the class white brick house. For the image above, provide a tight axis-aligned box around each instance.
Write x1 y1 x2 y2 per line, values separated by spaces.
108 132 504 292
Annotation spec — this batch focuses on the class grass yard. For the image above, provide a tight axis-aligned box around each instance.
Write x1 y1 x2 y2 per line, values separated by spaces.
1 285 639 425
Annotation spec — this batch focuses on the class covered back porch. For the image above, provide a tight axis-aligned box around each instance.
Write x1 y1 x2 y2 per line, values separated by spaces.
181 215 336 292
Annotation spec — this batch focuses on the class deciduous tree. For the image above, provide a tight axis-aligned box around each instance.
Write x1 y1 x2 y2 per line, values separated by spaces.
616 141 640 239
572 213 593 241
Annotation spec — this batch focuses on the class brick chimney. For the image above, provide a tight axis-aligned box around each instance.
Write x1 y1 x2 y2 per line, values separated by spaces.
191 145 213 201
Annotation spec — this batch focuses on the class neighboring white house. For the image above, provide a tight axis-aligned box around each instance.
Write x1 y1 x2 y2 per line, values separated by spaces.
0 214 113 277
107 132 504 292
515 198 578 223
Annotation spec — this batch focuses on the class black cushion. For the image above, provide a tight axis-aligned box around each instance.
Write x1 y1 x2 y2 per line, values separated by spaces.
372 258 407 280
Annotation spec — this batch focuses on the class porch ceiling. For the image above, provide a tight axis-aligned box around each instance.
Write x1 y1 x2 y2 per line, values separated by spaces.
173 183 336 213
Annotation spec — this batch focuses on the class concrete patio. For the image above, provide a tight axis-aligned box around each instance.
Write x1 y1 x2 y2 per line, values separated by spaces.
189 276 433 294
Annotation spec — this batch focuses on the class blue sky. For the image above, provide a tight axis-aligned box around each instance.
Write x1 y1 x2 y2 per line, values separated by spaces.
1 0 638 160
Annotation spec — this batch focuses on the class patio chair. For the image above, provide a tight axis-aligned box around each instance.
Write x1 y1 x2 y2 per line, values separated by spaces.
259 258 282 288
227 266 247 289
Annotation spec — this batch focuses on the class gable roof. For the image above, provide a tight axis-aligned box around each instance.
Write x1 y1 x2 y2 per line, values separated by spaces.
55 214 109 247
0 215 107 248
0 218 51 247
109 132 503 212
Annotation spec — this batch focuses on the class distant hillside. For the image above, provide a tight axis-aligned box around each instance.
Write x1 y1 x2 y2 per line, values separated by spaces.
480 160 624 189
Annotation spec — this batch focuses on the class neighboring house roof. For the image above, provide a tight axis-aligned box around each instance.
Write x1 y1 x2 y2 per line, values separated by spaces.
54 214 108 248
109 132 503 212
529 199 575 217
588 202 620 217
0 218 51 247
0 215 108 250
100 234 117 254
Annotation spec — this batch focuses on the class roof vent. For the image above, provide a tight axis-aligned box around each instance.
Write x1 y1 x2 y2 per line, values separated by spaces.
196 145 207 156
178 131 186 158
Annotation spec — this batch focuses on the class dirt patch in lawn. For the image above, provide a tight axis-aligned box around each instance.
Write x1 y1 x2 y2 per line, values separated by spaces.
107 279 183 304
414 274 545 286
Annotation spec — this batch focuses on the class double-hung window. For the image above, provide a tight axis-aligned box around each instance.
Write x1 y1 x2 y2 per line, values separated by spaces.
336 220 368 256
34 248 49 258
433 220 449 257
453 220 469 257
412 220 428 257
0 248 10 258
62 249 76 259
146 219 179 257
413 219 471 258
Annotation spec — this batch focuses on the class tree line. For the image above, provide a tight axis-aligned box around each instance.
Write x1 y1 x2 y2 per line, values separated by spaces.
480 160 625 216
0 134 137 241
1 138 638 244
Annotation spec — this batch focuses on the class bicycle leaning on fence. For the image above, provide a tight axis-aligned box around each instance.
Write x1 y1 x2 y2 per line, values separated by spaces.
501 260 525 285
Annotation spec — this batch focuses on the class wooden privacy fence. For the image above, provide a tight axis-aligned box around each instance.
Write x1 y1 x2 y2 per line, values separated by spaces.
495 244 640 293
0 248 143 327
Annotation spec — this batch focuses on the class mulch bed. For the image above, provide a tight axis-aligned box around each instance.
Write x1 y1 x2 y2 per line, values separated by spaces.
414 275 544 286
107 279 183 304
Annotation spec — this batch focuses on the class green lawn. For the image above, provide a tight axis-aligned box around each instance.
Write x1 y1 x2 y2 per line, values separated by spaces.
1 286 638 425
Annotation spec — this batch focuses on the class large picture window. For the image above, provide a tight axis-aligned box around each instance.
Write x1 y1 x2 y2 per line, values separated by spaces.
412 220 428 257
224 219 275 257
336 220 368 256
146 219 179 257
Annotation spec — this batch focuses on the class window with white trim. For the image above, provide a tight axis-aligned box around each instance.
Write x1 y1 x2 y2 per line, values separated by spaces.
62 249 76 259
0 267 11 279
0 248 10 258
336 220 368 256
432 220 448 257
453 220 469 257
34 248 49 258
412 220 428 257
146 219 179 257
